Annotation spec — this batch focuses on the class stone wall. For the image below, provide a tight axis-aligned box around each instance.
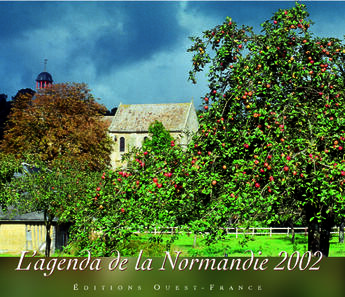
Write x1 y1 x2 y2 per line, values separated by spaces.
0 223 55 255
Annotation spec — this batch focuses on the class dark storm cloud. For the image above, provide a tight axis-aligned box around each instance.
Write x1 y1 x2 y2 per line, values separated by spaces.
0 2 71 95
0 2 78 41
0 2 45 40
183 1 298 30
83 2 182 76
0 1 184 101
184 1 345 38
1 1 345 109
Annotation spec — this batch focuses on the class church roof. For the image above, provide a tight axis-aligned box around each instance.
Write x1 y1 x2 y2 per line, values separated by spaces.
109 102 194 133
36 71 53 82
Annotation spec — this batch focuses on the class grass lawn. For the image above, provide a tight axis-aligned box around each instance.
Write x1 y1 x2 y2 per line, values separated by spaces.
167 233 345 257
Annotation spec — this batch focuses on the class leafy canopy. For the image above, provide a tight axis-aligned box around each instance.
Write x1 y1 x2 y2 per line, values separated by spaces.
0 83 113 170
142 120 174 153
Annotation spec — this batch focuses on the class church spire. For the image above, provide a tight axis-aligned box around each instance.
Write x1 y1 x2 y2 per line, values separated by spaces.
36 59 53 89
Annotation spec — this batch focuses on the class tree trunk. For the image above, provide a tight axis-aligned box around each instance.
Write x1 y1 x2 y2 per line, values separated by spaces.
308 215 333 257
319 224 331 257
307 220 320 253
289 221 295 244
44 209 52 257
339 222 344 244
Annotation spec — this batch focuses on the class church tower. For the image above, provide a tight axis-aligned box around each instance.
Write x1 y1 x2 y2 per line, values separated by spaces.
36 59 53 89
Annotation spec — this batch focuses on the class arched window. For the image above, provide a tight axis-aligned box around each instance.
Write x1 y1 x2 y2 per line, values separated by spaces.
144 136 148 142
120 137 125 152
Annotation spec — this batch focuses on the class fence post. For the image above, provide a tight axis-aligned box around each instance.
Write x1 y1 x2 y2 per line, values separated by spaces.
270 227 272 237
236 228 238 239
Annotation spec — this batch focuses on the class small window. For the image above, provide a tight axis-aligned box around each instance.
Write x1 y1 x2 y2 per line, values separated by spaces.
120 137 125 152
144 136 148 142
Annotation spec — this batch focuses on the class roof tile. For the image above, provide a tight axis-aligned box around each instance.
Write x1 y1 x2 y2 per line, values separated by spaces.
109 102 193 132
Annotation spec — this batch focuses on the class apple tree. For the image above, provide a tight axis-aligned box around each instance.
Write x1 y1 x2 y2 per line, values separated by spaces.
188 3 345 256
67 121 203 256
2 158 97 256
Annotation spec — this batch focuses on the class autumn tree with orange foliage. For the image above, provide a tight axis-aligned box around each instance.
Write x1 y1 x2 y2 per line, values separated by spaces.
0 83 112 170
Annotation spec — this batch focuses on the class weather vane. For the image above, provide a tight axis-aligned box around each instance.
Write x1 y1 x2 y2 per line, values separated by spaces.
44 59 48 72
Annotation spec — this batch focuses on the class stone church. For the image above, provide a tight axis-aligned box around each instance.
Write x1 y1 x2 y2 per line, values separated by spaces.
106 101 199 168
